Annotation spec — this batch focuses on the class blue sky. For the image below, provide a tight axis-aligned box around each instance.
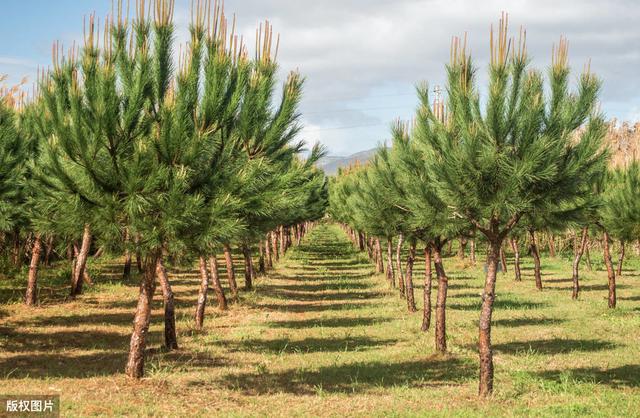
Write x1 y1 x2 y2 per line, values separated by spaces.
2 0 639 155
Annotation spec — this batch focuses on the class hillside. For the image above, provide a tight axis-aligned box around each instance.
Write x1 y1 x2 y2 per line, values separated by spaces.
317 148 377 175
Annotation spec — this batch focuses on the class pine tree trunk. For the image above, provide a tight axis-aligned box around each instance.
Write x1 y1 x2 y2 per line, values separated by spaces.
385 237 395 287
396 233 405 297
223 244 239 302
125 255 158 379
529 230 542 290
572 227 588 300
510 238 521 281
123 229 132 280
258 241 266 274
421 245 433 332
616 240 625 277
25 234 42 306
548 234 556 257
195 256 209 330
499 245 507 274
242 245 254 290
404 238 417 312
265 235 273 269
458 238 467 260
470 239 476 265
433 241 448 352
71 224 91 297
602 231 616 308
479 238 501 397
279 226 286 255
271 231 279 261
11 228 21 268
585 240 593 271
44 236 53 267
375 238 384 274
156 257 178 350
209 254 228 311
358 232 365 251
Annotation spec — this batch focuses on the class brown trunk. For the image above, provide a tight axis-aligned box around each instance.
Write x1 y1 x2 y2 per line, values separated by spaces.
616 240 625 277
433 242 448 352
223 244 239 302
195 256 210 330
71 224 91 297
548 234 556 257
123 229 132 279
375 238 384 274
385 237 395 287
585 240 593 271
25 234 42 306
529 230 542 291
271 231 279 261
479 238 501 396
358 232 365 251
44 236 53 267
421 245 433 332
125 255 158 378
396 234 405 297
470 239 476 265
404 238 417 312
265 235 273 269
156 258 178 350
258 241 266 274
242 245 253 290
602 231 616 308
11 228 21 268
458 238 467 260
279 226 286 255
572 226 588 300
499 245 507 273
510 238 521 281
209 254 228 311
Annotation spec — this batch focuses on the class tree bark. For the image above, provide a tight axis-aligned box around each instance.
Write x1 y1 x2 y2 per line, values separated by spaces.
375 238 384 274
572 226 588 300
279 226 286 255
470 239 476 265
223 244 239 302
404 238 417 312
265 235 272 269
258 241 266 274
271 231 279 261
616 240 625 277
548 234 556 257
602 231 616 308
123 229 132 280
125 255 158 379
529 230 542 291
510 238 521 281
585 240 593 271
11 228 21 268
499 245 507 274
385 237 395 287
25 234 42 306
71 224 91 297
241 244 254 290
458 238 467 260
421 245 433 332
479 238 501 396
156 258 178 350
396 233 405 297
195 256 210 330
433 242 448 352
209 254 228 310
43 236 53 267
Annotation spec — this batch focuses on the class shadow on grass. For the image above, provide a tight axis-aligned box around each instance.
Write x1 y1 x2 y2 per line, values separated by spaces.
209 356 475 395
492 338 617 355
535 365 640 388
225 336 398 354
449 299 548 311
252 301 375 313
493 317 566 327
266 316 392 329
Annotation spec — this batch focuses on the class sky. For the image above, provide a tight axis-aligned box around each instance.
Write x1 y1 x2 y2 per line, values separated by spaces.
1 0 639 155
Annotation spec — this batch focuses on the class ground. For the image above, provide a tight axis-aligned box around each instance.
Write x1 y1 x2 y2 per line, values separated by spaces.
0 223 639 417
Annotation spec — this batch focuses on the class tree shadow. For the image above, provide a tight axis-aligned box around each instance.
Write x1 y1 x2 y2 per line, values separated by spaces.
493 317 566 327
492 338 617 355
266 316 392 329
210 356 475 395
1 329 133 352
225 336 398 354
261 290 383 302
555 284 630 291
449 299 547 311
535 365 640 388
252 301 374 313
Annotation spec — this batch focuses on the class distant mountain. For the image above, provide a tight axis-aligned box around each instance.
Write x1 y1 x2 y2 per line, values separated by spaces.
317 148 378 175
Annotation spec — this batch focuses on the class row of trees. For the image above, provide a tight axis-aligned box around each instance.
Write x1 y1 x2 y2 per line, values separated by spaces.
1 0 327 378
328 15 640 396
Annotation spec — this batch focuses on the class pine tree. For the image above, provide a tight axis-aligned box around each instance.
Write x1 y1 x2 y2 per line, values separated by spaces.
416 16 607 395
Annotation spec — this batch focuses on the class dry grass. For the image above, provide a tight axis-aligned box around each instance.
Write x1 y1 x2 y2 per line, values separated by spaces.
0 223 639 417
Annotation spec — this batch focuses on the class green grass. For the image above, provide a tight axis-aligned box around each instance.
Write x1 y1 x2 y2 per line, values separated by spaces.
0 223 639 417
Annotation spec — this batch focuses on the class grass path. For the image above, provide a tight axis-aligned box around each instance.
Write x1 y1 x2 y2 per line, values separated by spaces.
1 223 639 416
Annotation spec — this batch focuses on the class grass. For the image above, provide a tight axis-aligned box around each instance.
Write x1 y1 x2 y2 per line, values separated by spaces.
0 223 639 417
